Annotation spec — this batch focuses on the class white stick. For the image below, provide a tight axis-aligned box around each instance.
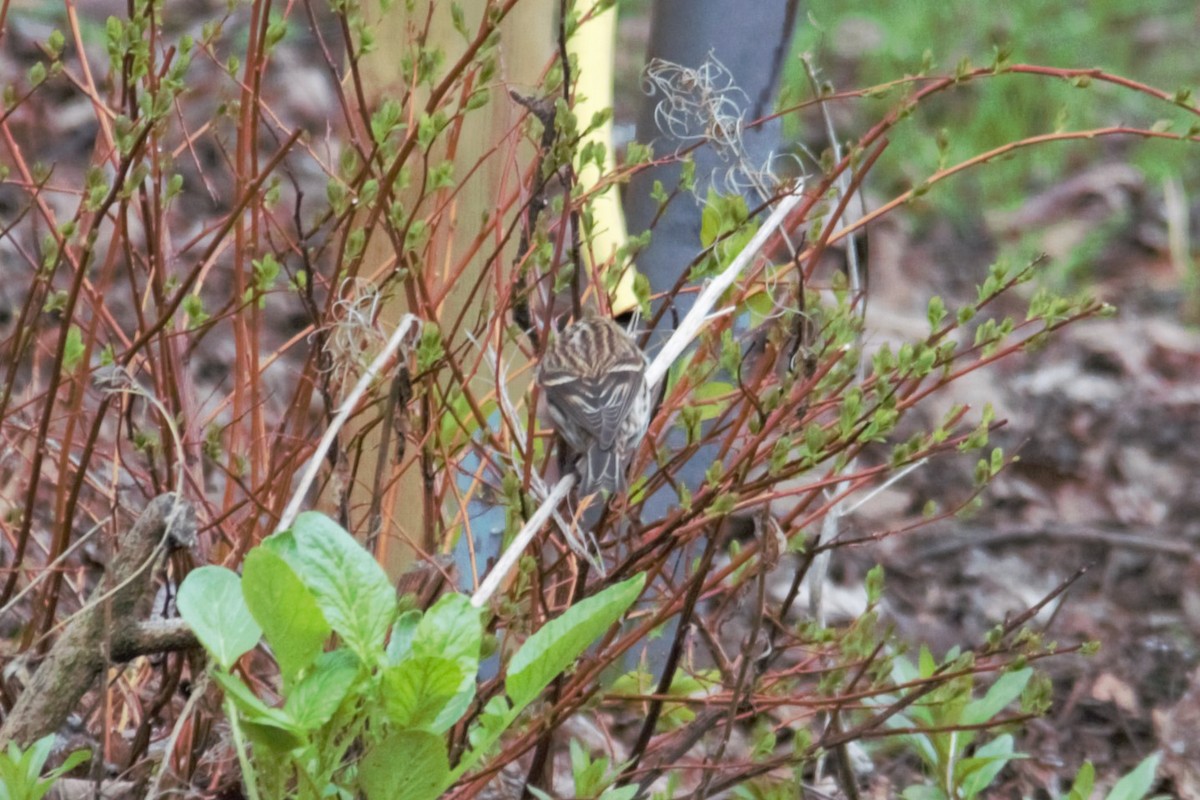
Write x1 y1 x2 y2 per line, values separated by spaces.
276 314 421 534
471 472 576 607
645 188 804 389
471 186 804 607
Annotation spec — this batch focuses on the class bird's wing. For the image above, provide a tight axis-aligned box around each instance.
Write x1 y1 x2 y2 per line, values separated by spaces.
537 317 648 453
540 367 643 452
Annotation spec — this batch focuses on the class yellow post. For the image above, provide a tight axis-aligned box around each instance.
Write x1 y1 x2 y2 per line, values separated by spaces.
341 0 632 577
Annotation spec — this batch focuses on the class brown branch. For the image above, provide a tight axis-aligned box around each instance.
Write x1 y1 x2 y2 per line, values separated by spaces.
110 619 200 662
0 495 197 748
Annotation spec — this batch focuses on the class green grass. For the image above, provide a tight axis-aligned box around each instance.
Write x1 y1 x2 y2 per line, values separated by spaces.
785 1 1198 215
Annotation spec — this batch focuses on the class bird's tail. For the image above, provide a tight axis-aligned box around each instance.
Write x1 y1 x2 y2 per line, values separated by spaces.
579 447 623 496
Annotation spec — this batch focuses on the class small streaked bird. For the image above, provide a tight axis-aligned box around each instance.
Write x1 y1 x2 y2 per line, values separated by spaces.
536 314 651 495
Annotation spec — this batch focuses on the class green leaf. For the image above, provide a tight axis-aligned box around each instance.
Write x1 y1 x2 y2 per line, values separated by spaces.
360 730 449 800
239 719 305 754
691 382 734 422
284 649 361 730
865 565 885 606
287 512 396 660
506 573 645 709
700 199 721 248
744 290 776 326
210 669 303 752
62 326 85 373
958 735 1020 798
387 610 421 663
242 546 331 687
698 189 749 249
918 645 936 678
599 787 639 800
0 751 21 795
177 566 262 670
413 593 482 668
210 669 286 723
410 593 481 731
1066 762 1095 800
44 747 91 782
449 3 467 36
25 735 53 774
465 694 512 755
262 528 299 561
901 786 948 800
609 668 719 730
1104 752 1160 800
383 655 465 731
927 295 947 329
570 738 608 796
962 668 1031 726
0 734 59 798
892 655 919 684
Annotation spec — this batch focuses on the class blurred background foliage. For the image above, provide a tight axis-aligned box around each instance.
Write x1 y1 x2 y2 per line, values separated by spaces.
784 0 1199 209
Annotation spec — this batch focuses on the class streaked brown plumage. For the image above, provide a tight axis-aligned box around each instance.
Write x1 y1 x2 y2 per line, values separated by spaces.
536 315 650 495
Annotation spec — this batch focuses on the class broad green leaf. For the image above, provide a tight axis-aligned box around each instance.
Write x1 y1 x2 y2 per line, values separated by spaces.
177 566 262 670
439 389 498 451
261 528 299 561
387 610 421 664
412 593 481 731
383 655 464 731
360 730 449 800
288 512 396 660
284 649 361 730
1104 753 1161 800
242 546 331 686
413 593 482 669
0 761 17 796
430 683 477 734
699 192 721 248
507 573 645 709
962 668 1031 726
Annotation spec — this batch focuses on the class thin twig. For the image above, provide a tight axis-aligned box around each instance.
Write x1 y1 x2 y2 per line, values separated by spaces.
144 671 209 798
276 314 421 533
